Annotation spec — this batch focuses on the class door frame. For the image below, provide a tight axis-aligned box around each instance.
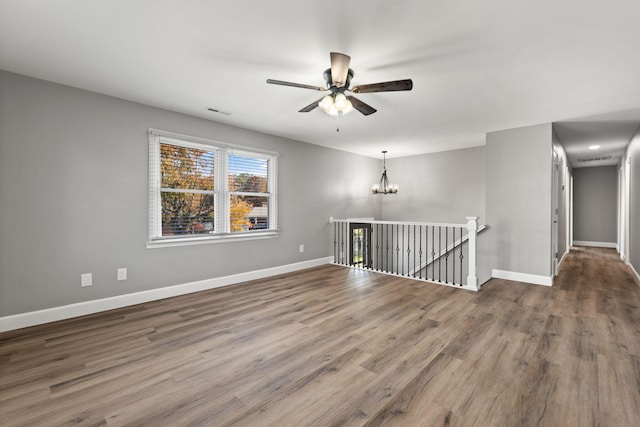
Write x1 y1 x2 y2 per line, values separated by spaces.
349 222 372 267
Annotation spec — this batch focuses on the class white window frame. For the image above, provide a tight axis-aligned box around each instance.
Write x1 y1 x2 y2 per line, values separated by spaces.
148 129 279 248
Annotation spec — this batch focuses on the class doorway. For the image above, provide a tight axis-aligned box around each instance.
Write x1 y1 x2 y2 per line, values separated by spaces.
349 223 372 267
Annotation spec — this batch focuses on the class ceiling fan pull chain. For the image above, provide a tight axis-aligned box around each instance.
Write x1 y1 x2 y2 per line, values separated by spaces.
336 115 340 132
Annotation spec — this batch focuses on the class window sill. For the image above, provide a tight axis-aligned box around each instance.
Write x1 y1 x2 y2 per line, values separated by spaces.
147 231 280 249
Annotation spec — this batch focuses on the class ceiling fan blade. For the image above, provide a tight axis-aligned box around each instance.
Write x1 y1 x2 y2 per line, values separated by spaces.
330 52 351 87
298 97 325 113
351 79 413 94
266 79 326 91
347 96 377 116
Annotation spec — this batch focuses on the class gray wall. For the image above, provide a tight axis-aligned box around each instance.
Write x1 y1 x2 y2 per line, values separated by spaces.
627 131 640 276
381 146 486 224
479 123 553 282
572 166 618 244
0 71 381 316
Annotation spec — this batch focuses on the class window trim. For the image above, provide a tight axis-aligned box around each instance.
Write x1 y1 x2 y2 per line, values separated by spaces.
148 129 279 248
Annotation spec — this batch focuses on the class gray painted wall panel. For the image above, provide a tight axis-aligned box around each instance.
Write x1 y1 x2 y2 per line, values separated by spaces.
573 166 618 244
380 147 486 224
0 71 381 316
480 123 553 282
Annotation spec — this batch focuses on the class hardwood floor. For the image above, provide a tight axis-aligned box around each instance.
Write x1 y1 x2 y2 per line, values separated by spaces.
1 246 639 426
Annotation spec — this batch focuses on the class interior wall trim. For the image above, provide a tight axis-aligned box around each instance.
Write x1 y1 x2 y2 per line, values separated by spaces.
573 240 618 249
557 249 570 273
492 269 553 286
628 262 640 286
0 256 333 333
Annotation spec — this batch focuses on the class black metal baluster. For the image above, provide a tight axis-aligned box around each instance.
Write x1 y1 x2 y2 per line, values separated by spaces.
339 222 342 264
418 226 423 280
376 224 382 271
445 227 449 283
375 223 378 270
438 226 442 282
337 222 341 264
451 227 456 284
412 225 416 278
452 227 456 285
401 225 404 275
391 224 400 274
337 222 340 264
459 226 464 286
333 222 338 264
407 225 411 276
431 225 435 281
386 223 390 273
340 222 349 265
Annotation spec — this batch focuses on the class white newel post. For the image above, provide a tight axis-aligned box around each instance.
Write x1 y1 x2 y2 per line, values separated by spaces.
466 217 479 291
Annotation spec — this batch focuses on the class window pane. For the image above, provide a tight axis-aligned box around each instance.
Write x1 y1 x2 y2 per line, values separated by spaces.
161 192 215 236
161 143 215 190
228 154 268 193
230 195 269 232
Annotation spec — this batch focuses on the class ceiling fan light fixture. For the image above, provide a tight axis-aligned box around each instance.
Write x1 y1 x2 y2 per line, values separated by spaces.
319 95 334 113
319 93 354 116
342 99 354 115
266 52 412 119
334 93 348 109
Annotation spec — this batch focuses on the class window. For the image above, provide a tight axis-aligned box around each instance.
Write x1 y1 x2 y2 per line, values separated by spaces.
148 129 278 246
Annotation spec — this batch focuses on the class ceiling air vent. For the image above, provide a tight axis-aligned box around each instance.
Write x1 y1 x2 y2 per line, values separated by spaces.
577 155 612 163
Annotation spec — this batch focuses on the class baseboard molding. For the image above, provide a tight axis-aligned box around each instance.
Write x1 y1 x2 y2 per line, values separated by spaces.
492 269 553 286
558 250 569 271
573 240 617 249
0 256 333 333
628 262 640 286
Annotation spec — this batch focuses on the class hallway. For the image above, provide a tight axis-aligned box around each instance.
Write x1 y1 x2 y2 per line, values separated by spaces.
506 245 640 425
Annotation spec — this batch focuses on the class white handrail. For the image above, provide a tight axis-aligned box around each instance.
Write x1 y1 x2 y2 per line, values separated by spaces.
329 216 467 228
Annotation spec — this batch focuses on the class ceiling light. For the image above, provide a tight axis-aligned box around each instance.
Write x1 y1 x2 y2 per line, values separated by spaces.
318 92 354 116
589 145 600 150
372 150 398 194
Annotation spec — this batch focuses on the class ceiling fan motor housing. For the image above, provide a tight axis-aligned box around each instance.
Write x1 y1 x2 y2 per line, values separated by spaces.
323 68 354 92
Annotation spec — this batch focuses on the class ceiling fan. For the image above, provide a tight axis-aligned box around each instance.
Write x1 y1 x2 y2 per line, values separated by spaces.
266 52 413 117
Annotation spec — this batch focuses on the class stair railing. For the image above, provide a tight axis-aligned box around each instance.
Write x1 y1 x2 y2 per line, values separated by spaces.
329 217 481 291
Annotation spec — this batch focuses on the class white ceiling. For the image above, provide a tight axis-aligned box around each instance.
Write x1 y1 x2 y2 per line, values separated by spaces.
2 0 640 159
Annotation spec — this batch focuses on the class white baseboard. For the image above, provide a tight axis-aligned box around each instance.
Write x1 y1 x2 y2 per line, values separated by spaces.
628 262 640 285
558 250 569 271
492 269 553 286
573 240 617 249
0 256 333 333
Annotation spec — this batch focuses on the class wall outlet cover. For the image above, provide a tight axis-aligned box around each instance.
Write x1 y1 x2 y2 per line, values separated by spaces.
81 273 92 287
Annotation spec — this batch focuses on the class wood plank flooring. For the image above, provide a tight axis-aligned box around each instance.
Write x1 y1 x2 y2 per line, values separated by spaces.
1 246 640 426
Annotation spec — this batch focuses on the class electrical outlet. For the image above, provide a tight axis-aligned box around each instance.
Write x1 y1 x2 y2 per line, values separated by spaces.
299 244 304 253
81 273 92 287
117 268 127 281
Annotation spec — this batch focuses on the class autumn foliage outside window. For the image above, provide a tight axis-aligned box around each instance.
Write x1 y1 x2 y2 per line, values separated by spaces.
160 144 216 235
150 131 277 242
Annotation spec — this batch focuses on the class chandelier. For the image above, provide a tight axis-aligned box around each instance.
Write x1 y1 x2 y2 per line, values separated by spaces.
372 150 398 194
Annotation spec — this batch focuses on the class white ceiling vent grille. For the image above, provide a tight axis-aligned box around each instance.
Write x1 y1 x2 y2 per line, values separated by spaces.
577 155 612 163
